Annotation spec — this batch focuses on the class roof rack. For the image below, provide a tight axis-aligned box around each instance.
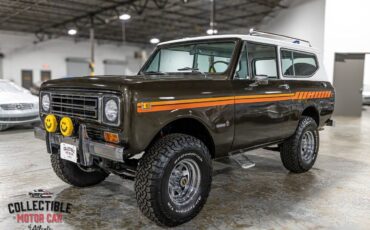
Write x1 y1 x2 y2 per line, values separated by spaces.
249 28 312 47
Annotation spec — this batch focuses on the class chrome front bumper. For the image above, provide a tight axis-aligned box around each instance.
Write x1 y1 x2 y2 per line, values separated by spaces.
34 125 125 166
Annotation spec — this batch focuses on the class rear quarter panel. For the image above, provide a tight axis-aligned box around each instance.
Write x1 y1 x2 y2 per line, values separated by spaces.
286 80 335 128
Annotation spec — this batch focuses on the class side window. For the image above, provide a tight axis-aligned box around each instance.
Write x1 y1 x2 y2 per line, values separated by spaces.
234 44 248 79
293 52 317 76
280 49 318 77
247 43 278 79
281 50 294 76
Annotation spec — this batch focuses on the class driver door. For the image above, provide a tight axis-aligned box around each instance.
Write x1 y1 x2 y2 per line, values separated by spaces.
231 42 296 150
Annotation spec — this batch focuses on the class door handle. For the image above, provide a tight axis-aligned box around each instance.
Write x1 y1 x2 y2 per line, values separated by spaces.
278 84 290 90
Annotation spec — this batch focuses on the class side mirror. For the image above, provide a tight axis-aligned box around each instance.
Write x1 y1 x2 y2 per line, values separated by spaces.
249 75 269 86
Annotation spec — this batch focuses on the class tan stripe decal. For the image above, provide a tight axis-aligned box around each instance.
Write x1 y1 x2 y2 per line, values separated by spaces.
137 91 332 113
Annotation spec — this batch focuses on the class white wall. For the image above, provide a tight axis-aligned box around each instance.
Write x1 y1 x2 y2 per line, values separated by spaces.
0 31 147 86
257 0 328 83
259 0 326 53
324 0 370 85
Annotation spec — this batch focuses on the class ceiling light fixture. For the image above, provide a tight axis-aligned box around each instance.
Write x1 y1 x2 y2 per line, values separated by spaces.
150 38 160 44
206 28 218 35
119 13 131 20
67 29 77 35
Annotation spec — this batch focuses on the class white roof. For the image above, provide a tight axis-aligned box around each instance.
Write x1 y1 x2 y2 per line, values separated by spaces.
159 34 319 54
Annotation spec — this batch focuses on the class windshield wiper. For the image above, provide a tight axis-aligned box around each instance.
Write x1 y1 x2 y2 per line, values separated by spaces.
177 67 207 78
142 71 165 75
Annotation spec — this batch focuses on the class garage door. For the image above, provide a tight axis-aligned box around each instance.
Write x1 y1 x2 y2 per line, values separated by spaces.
66 58 90 77
104 59 127 75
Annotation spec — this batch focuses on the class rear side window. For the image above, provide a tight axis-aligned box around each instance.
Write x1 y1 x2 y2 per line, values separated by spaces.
281 49 318 77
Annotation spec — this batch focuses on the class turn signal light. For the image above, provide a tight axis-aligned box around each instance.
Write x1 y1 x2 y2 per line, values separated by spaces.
104 132 120 144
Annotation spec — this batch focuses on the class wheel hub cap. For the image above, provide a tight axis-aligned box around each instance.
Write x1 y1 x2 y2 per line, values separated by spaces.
301 130 316 162
180 177 188 187
168 157 201 206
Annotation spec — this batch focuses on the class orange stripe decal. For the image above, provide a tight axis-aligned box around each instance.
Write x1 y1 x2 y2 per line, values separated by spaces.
294 92 301 100
137 90 333 113
137 99 235 113
304 92 309 99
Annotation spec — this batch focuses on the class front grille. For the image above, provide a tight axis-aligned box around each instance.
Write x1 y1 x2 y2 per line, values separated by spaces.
0 115 39 121
50 93 99 120
0 103 34 110
86 127 104 141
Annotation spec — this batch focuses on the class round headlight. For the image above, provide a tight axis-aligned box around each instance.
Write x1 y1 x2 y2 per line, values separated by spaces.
105 99 118 122
42 94 50 111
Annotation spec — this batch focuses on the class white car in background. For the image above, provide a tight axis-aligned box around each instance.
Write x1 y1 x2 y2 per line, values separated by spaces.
0 79 40 131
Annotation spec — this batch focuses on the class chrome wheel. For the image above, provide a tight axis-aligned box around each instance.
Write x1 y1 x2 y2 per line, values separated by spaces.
168 158 201 206
301 130 316 162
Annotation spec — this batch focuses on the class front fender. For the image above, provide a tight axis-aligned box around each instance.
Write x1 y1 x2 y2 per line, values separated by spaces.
127 103 234 157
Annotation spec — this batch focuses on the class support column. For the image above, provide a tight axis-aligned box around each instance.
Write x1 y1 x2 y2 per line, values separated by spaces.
210 0 216 34
89 17 95 76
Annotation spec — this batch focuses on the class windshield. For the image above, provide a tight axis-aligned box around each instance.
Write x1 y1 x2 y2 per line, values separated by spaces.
0 81 25 93
142 41 236 75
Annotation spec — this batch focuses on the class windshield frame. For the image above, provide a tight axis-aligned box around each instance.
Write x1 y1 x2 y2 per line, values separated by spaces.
139 38 242 79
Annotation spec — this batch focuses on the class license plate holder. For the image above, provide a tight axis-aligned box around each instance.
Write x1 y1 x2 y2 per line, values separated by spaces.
60 143 77 163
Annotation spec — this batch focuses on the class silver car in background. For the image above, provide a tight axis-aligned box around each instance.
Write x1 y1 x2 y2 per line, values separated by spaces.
0 79 40 131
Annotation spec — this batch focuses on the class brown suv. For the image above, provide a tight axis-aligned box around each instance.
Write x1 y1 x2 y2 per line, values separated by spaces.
35 32 335 227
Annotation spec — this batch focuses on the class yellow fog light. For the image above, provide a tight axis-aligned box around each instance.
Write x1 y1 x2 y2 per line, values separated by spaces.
44 114 57 133
60 117 74 137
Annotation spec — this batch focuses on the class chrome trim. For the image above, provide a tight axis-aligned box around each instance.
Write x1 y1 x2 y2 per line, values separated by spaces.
0 103 34 110
40 90 121 127
101 95 121 127
40 92 51 113
49 92 99 120
34 126 125 164
249 28 312 47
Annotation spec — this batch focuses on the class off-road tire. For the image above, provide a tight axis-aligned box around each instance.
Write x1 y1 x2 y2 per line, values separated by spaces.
135 134 212 227
280 116 319 173
51 153 109 187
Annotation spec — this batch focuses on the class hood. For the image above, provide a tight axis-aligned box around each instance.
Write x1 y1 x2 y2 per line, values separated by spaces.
41 75 211 92
0 92 38 104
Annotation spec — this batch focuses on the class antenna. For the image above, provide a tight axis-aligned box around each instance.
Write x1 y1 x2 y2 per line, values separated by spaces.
249 28 312 47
